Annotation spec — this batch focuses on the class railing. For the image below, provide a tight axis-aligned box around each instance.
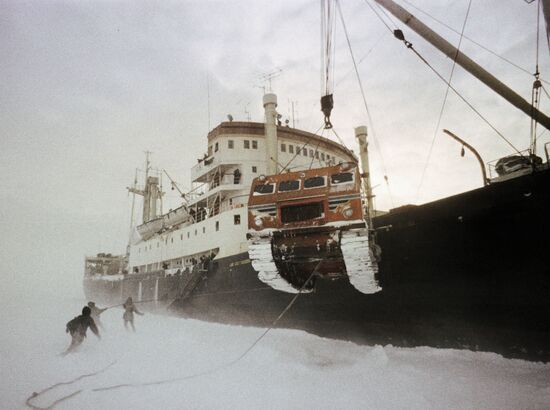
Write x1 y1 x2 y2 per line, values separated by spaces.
191 156 219 181
212 174 242 188
486 149 531 179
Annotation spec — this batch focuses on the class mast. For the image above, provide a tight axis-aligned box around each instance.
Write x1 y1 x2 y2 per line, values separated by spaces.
128 168 138 249
355 126 375 221
374 0 550 131
127 151 162 224
264 93 279 175
542 0 550 53
143 151 152 223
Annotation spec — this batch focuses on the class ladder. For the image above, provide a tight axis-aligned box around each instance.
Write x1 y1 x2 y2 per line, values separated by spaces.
177 264 207 301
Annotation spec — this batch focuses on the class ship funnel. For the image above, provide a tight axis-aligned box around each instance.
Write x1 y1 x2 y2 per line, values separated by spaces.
355 126 374 219
263 93 278 175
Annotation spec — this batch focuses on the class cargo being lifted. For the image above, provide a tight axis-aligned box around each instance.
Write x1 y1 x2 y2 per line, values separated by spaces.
247 162 381 294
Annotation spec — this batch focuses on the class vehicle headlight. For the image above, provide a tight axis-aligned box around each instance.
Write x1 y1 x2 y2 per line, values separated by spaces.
342 207 353 218
255 216 264 227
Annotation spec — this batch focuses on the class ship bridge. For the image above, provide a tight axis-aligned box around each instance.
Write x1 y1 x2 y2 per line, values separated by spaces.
191 155 242 183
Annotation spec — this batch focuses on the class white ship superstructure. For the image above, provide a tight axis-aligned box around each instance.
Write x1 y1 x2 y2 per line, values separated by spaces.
127 94 356 275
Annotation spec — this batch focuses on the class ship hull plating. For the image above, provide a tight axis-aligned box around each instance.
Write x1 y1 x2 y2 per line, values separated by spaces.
84 168 550 361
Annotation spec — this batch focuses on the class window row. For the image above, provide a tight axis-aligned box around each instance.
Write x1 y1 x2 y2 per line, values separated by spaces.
253 171 354 196
136 215 242 254
280 143 338 163
208 139 258 155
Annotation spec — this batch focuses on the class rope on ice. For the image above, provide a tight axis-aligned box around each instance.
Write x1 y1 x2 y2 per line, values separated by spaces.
92 265 320 393
25 266 318 408
25 361 116 410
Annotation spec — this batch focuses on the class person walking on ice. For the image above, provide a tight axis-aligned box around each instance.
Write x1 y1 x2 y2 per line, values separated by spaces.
123 297 144 332
87 301 108 330
63 306 100 355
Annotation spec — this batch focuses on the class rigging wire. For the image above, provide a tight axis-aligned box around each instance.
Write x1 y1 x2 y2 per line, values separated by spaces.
415 0 473 201
309 131 325 169
374 0 401 30
363 0 523 157
337 0 395 207
530 0 543 156
400 0 550 85
364 0 395 33
335 31 387 88
330 127 361 166
406 39 523 155
279 123 325 173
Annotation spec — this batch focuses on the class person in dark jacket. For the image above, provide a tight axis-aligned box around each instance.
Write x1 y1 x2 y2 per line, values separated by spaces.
64 306 100 354
122 297 144 332
87 301 108 330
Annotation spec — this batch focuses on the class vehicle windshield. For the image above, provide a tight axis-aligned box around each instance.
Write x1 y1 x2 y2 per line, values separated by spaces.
330 172 354 185
278 180 300 192
253 183 275 195
304 176 326 189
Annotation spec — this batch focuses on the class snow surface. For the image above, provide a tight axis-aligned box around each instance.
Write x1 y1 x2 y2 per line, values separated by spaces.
2 293 550 410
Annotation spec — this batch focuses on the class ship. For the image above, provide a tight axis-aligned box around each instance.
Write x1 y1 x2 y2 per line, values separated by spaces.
84 0 550 361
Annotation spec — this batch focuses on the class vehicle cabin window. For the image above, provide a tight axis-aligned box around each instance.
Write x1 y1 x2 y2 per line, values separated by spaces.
253 183 275 195
331 172 354 185
228 140 234 149
252 166 257 173
302 148 307 156
281 143 286 152
321 153 325 160
315 151 319 159
278 180 300 192
244 140 250 149
215 142 219 152
234 215 241 225
309 149 314 158
252 140 258 149
289 145 294 154
304 176 326 189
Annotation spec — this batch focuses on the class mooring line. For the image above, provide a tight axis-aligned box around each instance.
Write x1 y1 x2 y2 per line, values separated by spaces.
26 266 318 408
90 268 319 394
25 361 116 410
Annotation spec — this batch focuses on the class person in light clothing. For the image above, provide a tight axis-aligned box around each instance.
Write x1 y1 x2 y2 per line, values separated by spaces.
122 297 144 332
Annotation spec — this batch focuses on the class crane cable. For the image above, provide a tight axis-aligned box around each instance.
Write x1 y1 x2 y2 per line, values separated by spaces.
321 0 336 129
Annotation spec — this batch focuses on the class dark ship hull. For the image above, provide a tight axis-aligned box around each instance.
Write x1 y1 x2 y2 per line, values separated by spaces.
84 166 550 361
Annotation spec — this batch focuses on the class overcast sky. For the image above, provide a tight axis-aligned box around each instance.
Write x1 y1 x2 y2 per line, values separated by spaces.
1 0 548 295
